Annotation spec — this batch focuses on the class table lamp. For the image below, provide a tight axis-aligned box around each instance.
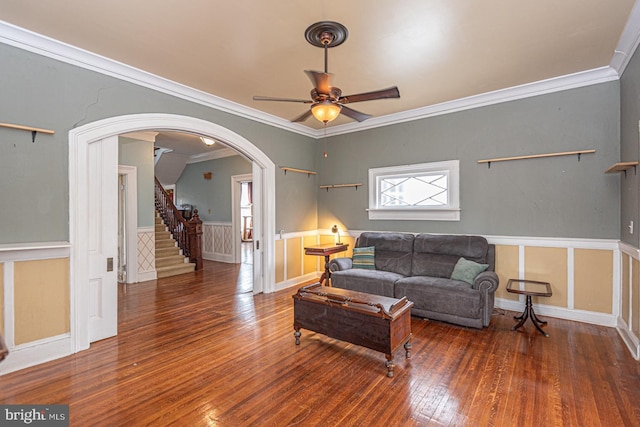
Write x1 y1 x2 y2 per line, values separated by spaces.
331 224 342 245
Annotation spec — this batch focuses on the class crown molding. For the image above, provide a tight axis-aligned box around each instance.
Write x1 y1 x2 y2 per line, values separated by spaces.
187 147 239 164
0 20 317 139
0 17 635 140
323 66 620 137
121 131 158 142
610 0 640 76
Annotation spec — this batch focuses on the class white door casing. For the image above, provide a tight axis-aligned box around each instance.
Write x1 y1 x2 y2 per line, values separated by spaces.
70 113 276 352
251 162 264 294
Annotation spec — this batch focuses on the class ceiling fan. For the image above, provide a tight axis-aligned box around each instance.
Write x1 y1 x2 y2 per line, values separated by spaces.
253 21 400 124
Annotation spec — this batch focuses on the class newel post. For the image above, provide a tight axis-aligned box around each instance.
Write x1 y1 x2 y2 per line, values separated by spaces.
188 209 203 270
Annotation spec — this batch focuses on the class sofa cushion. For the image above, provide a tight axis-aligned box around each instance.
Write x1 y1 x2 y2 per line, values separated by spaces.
357 232 415 276
412 234 490 278
395 276 483 319
450 257 489 284
352 246 375 269
330 269 403 298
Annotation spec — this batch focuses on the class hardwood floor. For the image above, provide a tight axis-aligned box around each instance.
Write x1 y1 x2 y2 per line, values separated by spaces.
2 259 640 426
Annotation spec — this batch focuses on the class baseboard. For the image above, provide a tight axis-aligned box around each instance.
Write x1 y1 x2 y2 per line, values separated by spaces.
495 298 616 327
203 252 234 263
137 270 157 282
0 334 72 375
275 273 320 292
616 317 640 360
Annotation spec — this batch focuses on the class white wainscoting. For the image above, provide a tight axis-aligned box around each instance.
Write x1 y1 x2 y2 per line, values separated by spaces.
485 235 620 329
0 242 73 375
618 242 640 360
203 222 233 263
273 230 321 292
137 227 156 282
277 230 623 331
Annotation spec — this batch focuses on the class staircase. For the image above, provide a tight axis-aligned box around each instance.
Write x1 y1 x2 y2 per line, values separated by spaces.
155 212 196 278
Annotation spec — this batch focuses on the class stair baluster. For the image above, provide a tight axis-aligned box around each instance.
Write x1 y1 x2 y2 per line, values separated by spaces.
154 177 203 270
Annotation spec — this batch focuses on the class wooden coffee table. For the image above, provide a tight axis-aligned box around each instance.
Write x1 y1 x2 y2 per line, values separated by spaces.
292 283 413 377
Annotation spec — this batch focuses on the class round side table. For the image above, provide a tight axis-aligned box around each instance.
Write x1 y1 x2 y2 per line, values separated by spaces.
506 279 552 337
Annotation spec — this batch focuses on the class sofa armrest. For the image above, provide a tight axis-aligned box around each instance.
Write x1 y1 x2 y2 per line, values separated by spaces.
329 257 353 272
473 271 499 293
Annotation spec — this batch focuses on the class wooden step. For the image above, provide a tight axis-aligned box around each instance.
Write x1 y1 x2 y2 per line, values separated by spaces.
156 239 177 249
154 211 195 278
155 246 182 258
156 263 196 279
155 255 189 268
155 230 172 241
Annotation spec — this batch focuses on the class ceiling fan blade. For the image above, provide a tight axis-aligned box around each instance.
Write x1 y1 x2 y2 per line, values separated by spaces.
340 105 372 122
304 70 332 94
291 109 314 123
253 95 312 103
339 86 400 104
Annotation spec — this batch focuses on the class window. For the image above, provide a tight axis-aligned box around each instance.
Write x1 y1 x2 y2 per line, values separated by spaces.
368 160 460 221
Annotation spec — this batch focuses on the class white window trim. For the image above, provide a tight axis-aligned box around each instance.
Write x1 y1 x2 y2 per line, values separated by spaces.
368 160 460 221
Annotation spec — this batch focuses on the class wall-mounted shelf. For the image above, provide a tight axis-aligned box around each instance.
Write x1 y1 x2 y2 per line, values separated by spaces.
0 122 55 142
605 161 638 176
320 183 363 191
478 149 595 168
280 166 316 177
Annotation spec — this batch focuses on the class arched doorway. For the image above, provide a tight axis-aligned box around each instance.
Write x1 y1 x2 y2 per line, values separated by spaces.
69 113 276 352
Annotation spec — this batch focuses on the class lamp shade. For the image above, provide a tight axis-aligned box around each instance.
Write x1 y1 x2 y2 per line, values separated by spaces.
311 101 342 123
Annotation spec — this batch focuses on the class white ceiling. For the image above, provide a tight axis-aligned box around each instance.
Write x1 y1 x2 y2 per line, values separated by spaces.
1 1 638 135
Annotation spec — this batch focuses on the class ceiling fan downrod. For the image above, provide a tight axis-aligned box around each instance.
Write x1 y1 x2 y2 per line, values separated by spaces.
320 31 333 74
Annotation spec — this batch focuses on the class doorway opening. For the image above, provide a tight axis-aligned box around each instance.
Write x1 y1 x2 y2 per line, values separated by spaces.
69 113 276 353
240 181 253 242
232 173 253 264
118 165 138 285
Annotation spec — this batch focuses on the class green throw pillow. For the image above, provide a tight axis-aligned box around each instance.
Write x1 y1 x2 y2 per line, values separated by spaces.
352 246 375 269
450 257 489 284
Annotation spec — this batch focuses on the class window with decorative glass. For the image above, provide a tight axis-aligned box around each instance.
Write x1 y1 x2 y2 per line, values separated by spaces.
368 160 460 220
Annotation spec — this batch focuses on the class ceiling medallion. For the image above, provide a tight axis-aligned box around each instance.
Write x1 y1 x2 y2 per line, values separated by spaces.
304 21 349 48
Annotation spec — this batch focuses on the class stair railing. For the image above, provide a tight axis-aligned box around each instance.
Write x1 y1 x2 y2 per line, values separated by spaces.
154 177 203 270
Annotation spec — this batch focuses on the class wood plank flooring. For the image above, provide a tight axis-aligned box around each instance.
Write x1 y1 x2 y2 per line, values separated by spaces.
2 259 640 426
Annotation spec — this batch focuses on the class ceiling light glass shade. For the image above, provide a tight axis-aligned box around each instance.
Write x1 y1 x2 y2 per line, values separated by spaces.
311 102 342 123
200 136 216 146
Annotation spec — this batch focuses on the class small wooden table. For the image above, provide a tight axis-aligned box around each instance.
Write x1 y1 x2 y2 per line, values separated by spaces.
507 279 552 337
293 283 413 377
304 243 349 286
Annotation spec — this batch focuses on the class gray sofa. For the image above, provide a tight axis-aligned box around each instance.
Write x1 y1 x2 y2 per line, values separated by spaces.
329 232 499 328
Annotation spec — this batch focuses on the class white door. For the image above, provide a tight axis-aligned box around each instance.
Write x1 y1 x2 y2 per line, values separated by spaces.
87 136 119 342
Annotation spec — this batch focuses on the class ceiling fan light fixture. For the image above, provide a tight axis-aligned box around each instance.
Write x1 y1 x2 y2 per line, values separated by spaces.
311 101 342 123
200 136 216 146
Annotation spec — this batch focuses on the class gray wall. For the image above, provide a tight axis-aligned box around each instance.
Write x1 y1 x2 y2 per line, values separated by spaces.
176 155 251 222
118 136 155 228
620 45 640 247
0 43 318 244
0 40 628 244
318 82 620 239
